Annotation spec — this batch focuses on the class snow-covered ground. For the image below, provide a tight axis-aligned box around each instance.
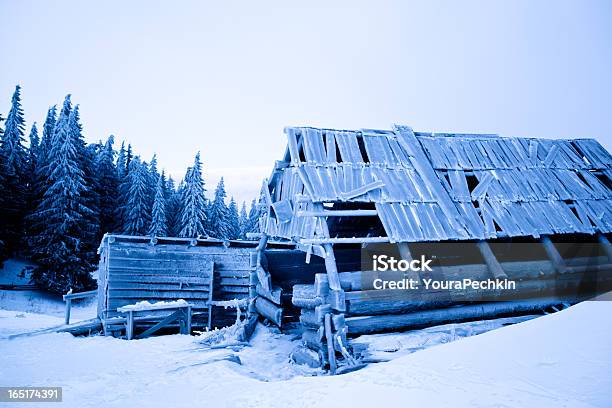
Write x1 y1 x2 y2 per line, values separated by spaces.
1 299 611 407
0 258 96 321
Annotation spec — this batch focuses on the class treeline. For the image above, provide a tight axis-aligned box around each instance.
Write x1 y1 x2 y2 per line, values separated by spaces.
0 86 261 293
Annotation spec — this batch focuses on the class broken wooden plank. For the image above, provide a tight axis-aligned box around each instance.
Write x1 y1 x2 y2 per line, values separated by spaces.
393 125 466 235
339 179 385 201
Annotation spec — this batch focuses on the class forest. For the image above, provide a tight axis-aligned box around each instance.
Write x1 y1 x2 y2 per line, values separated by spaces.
0 85 261 293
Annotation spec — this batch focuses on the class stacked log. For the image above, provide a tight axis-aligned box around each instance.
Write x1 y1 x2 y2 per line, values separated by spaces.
251 239 286 327
291 255 612 349
292 276 350 369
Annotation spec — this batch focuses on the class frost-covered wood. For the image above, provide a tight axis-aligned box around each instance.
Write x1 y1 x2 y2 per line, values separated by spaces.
97 235 258 333
254 297 283 327
345 299 570 335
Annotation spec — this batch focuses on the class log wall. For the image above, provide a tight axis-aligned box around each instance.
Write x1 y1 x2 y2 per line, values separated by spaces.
291 254 612 342
97 236 258 330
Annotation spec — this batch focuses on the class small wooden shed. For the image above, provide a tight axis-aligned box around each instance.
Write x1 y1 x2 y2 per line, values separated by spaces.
96 235 260 334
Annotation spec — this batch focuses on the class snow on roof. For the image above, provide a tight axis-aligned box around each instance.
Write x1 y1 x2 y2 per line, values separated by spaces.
264 124 612 243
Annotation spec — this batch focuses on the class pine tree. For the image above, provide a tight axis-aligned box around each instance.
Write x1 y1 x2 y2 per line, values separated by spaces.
29 95 95 293
165 177 182 237
149 175 168 236
146 154 159 215
0 85 28 255
179 153 207 238
116 141 127 179
246 198 261 237
226 197 241 240
116 143 132 231
27 123 40 175
38 106 57 168
0 114 6 262
208 177 229 239
96 135 120 235
71 105 101 252
24 123 40 232
239 201 248 238
122 157 152 235
31 106 57 208
126 144 133 169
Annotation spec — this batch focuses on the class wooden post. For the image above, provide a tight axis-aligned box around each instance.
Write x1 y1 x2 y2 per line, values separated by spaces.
208 262 215 330
476 241 508 279
256 235 270 292
323 243 342 291
313 203 342 291
185 306 192 335
64 298 72 325
324 313 337 375
126 310 134 340
542 236 566 273
598 234 612 263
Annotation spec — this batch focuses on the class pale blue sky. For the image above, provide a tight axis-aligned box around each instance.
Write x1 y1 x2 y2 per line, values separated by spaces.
1 0 611 203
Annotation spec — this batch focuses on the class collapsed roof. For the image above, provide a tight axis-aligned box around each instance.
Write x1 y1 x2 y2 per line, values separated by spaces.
262 125 612 244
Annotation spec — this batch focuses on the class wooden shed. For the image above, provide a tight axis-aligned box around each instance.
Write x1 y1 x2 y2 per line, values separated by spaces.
97 235 261 335
252 124 612 371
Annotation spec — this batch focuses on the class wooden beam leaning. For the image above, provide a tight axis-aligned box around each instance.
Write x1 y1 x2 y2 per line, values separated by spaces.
393 125 466 235
541 236 567 274
313 202 343 292
339 179 385 201
255 235 270 292
323 244 342 292
476 241 508 279
597 234 612 263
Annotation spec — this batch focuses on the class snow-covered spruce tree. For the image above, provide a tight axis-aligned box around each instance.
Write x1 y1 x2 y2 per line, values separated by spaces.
226 197 241 240
164 177 182 237
72 106 101 255
116 141 127 179
0 113 6 262
96 135 120 235
146 154 159 216
29 96 96 293
0 85 28 256
25 107 58 255
246 198 261 237
208 177 230 239
122 157 152 235
149 175 168 236
125 143 133 169
24 123 40 237
27 123 40 179
239 201 248 238
178 154 207 238
38 106 57 169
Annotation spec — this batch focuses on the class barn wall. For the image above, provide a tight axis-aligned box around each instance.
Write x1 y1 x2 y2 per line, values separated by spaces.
97 239 256 329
